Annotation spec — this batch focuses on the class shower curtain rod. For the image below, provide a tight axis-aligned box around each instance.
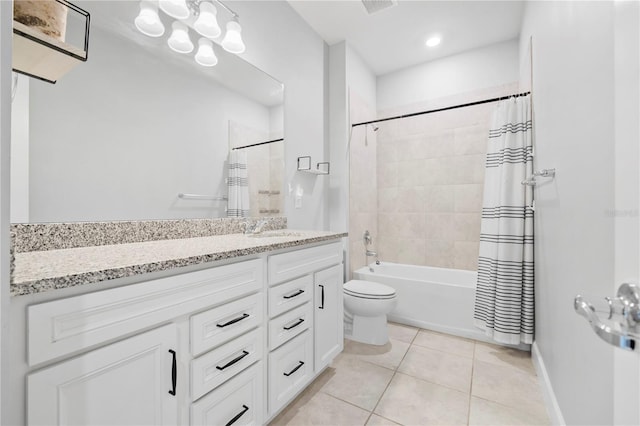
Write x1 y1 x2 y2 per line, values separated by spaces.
351 91 531 128
231 138 284 151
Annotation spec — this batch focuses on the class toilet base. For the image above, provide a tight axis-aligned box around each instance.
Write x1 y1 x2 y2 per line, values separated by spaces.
344 314 389 346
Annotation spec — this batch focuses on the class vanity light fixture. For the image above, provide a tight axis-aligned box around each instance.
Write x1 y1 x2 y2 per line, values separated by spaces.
221 19 245 54
195 37 218 66
168 21 194 53
193 1 221 38
159 0 190 19
134 1 165 37
134 0 245 67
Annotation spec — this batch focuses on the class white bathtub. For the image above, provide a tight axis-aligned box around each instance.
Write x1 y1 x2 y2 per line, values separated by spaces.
353 262 487 342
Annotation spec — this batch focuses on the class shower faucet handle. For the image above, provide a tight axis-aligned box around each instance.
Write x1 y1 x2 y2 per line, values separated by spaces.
363 230 372 246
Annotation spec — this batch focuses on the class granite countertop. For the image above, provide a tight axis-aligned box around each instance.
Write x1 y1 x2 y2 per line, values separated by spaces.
11 230 347 297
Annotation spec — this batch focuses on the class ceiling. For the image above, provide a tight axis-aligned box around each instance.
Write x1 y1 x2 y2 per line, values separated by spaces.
288 0 525 76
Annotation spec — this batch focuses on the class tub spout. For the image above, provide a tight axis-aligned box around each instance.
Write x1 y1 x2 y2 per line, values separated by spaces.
366 250 377 257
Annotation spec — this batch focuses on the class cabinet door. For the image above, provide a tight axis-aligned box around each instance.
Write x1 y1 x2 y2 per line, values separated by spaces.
314 264 344 372
28 324 179 426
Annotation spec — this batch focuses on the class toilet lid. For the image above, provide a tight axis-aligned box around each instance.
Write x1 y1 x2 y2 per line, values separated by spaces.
344 280 396 299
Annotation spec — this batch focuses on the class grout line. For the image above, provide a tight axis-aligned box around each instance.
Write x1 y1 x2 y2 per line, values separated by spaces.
467 341 477 425
368 329 416 421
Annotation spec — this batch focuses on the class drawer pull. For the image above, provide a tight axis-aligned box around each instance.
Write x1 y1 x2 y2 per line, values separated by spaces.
319 284 325 309
283 361 305 377
225 405 249 426
283 289 305 299
217 313 250 328
168 349 177 396
283 318 304 330
216 350 250 371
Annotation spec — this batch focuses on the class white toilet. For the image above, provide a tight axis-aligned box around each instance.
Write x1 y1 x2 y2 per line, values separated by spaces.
343 280 397 345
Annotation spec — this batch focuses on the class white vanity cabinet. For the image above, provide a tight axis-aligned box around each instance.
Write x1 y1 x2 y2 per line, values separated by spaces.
266 242 344 417
314 263 344 372
26 258 265 426
28 324 179 426
23 239 344 426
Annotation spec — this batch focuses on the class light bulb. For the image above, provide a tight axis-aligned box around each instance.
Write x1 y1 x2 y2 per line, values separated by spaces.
134 1 165 37
158 0 189 19
194 2 221 39
195 38 218 67
221 20 245 54
167 21 193 53
426 36 441 47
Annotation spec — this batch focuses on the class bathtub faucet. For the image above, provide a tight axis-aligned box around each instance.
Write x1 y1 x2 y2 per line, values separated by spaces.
365 250 379 272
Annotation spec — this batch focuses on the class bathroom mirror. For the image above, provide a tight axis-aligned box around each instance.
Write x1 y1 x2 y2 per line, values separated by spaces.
10 0 284 223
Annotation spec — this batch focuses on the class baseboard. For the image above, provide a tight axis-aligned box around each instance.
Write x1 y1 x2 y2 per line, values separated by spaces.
532 342 566 425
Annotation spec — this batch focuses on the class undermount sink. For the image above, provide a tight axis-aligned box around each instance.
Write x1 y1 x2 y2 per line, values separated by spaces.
247 230 303 238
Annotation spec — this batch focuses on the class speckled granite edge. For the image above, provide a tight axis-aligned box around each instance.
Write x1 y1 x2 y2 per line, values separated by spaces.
11 217 287 253
10 233 347 297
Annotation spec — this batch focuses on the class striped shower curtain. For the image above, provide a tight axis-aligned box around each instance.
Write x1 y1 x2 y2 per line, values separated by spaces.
473 95 534 345
227 150 250 217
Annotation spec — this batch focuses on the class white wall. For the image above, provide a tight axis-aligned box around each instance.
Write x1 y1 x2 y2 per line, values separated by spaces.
231 1 329 230
520 2 617 424
329 42 349 234
0 2 12 422
612 2 640 424
377 39 519 113
29 25 271 222
10 75 28 223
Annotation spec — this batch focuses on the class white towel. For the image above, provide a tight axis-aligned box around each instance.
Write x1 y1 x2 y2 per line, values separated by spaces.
227 150 250 217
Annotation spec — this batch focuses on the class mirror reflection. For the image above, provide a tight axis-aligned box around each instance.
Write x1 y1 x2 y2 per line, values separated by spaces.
10 0 284 223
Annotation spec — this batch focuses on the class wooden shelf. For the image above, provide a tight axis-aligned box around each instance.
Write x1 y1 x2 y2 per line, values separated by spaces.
12 19 88 84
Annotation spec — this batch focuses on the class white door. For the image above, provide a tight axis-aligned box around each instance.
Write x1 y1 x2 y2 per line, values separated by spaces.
314 264 344 372
612 1 640 424
27 324 179 426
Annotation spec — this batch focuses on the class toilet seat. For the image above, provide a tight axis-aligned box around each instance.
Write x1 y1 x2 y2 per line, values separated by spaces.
344 280 396 300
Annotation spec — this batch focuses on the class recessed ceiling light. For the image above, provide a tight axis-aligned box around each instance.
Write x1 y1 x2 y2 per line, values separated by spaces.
426 36 441 47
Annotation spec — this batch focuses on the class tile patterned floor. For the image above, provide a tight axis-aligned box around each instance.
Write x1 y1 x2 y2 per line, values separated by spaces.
270 323 550 426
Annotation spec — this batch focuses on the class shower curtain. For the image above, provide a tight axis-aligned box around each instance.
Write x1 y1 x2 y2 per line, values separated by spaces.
473 95 534 345
227 150 250 217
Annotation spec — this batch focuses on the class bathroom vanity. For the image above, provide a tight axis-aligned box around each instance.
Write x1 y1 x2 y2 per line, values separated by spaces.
9 221 346 425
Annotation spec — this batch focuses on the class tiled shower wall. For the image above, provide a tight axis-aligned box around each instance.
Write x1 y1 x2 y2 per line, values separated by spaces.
375 84 518 271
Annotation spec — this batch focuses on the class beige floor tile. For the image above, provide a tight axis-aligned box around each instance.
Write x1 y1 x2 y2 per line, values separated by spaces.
474 342 536 375
469 397 550 425
341 338 410 370
270 392 370 426
366 414 401 425
413 329 475 358
320 356 395 411
472 360 547 417
397 345 473 393
374 373 469 426
387 322 419 344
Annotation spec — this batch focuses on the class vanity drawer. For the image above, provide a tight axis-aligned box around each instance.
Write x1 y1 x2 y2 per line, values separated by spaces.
191 361 263 426
268 242 342 285
268 302 312 351
268 330 313 416
191 293 263 357
268 275 313 318
191 328 263 402
28 259 263 366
